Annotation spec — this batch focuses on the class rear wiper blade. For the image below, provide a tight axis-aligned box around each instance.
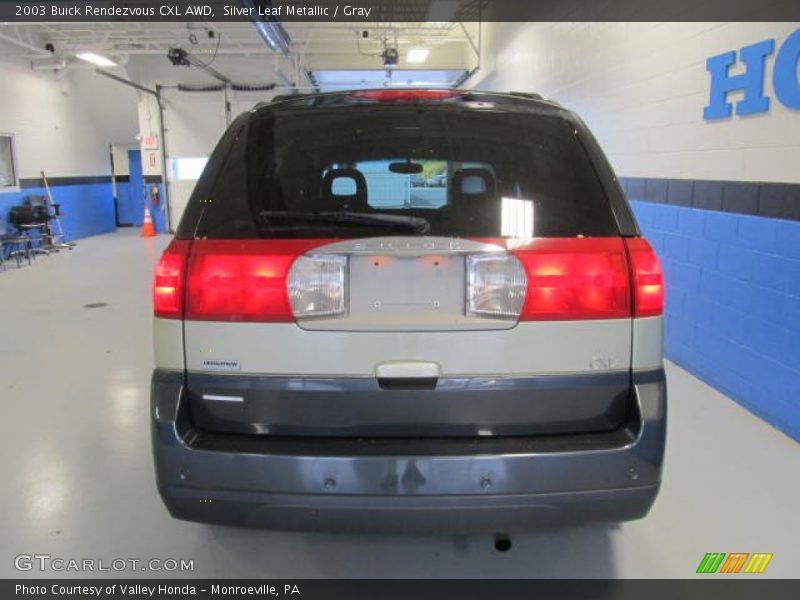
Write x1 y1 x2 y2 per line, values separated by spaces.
259 211 431 234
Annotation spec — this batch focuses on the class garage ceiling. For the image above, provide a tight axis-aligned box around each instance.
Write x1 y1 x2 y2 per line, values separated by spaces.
1 21 470 55
0 19 479 89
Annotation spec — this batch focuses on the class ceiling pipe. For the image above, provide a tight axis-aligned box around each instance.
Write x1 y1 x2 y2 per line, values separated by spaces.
238 0 292 55
186 56 231 85
0 31 52 56
95 68 159 96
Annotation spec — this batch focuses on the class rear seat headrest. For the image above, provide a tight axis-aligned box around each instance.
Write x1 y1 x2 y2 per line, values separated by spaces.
322 168 369 210
452 168 496 202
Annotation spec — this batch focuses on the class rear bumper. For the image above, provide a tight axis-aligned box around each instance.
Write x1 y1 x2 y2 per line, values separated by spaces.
151 369 666 533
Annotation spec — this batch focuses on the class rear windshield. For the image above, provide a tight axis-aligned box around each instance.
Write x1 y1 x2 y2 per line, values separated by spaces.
178 105 619 239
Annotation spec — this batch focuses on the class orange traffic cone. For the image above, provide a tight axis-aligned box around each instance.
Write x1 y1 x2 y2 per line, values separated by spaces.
141 205 156 237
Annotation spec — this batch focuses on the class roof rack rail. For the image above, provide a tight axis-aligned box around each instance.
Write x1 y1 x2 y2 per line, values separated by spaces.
509 91 544 100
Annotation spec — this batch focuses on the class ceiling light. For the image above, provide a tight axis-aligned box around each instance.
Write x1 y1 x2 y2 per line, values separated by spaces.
75 52 116 67
407 48 430 64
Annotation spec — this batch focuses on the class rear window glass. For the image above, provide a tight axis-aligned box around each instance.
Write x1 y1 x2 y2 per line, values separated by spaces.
179 106 618 239
324 159 493 210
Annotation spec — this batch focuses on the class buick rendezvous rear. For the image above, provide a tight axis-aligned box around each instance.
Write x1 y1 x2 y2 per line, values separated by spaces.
150 89 666 533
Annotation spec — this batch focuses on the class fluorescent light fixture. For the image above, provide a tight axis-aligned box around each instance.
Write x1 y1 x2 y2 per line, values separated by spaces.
75 51 116 67
407 48 430 64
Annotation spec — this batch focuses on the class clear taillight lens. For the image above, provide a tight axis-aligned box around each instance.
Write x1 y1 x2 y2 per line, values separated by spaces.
466 254 527 319
288 254 347 319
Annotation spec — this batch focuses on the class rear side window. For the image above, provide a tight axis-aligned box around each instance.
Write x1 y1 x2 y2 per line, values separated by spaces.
179 106 619 239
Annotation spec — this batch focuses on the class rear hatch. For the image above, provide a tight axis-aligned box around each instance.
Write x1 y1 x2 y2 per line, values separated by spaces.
159 91 659 438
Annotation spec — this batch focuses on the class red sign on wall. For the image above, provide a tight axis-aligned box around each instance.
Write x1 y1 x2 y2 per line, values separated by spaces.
142 134 159 150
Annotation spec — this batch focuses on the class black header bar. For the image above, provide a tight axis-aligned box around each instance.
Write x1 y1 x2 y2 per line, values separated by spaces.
1 0 799 22
4 579 800 600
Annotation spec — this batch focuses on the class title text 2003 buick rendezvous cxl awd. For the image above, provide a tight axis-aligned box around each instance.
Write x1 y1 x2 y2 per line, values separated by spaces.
150 89 666 533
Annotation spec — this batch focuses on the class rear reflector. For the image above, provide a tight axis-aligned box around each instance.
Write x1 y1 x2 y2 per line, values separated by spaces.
183 239 336 322
153 240 190 319
625 237 664 317
348 89 461 102
511 238 631 321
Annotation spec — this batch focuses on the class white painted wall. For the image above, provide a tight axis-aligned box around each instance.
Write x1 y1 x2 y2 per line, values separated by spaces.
125 54 282 226
473 22 800 183
161 88 226 225
156 87 277 225
135 91 163 179
110 144 137 177
162 88 228 156
0 47 139 181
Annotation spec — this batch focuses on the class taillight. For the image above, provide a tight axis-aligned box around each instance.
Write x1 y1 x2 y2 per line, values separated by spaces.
466 254 527 319
512 238 631 321
625 238 664 317
183 239 339 322
153 240 190 319
288 254 347 318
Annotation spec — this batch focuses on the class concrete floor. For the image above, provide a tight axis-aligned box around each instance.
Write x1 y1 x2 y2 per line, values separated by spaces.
1 230 798 579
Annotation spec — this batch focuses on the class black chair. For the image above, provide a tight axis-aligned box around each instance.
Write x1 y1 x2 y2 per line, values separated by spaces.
0 212 32 268
28 194 68 251
8 204 49 256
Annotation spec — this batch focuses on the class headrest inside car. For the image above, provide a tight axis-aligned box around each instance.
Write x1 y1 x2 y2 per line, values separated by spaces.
322 168 369 210
461 175 487 195
452 168 496 204
331 177 357 196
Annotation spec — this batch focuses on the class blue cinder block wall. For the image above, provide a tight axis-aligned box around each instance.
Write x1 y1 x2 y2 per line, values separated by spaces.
0 179 116 242
623 178 800 441
115 177 136 226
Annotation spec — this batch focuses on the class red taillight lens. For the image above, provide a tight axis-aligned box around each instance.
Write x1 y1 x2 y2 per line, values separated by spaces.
512 238 631 320
625 238 664 317
153 240 190 319
348 89 461 102
184 239 336 322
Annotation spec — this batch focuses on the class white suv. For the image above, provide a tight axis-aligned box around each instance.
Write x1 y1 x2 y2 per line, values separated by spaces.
151 89 666 533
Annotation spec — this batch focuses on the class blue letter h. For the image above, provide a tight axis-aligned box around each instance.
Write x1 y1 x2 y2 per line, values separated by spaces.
704 39 774 120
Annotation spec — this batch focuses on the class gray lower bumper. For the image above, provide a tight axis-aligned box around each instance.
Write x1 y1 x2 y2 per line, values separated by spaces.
151 369 666 533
